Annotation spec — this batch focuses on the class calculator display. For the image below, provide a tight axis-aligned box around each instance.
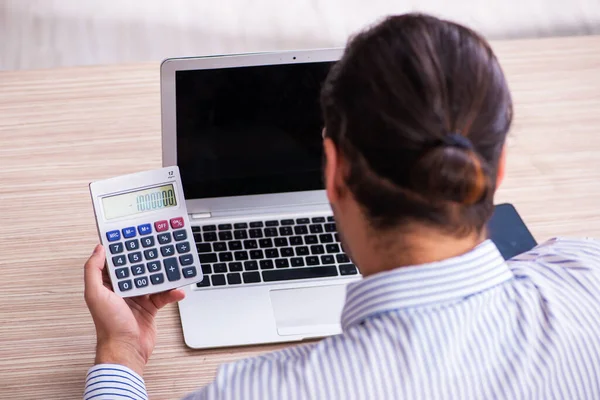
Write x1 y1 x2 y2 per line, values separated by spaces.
102 184 177 220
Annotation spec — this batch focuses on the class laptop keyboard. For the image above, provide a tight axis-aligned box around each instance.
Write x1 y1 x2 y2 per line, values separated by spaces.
193 216 359 288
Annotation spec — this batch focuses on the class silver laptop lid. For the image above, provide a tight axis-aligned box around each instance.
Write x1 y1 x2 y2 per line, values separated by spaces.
161 49 343 216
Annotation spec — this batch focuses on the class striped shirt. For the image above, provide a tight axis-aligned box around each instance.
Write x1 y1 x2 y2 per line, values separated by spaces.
85 237 600 400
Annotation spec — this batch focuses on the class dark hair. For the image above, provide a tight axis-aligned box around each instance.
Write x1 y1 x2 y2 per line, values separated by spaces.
321 13 512 235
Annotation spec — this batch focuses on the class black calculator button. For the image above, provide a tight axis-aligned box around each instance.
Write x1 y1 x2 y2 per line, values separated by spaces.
179 254 194 266
128 252 142 263
227 273 242 285
118 280 133 292
199 253 218 263
144 249 158 260
212 275 226 286
147 261 161 272
160 245 175 257
176 242 191 254
150 273 164 285
115 267 129 279
134 277 149 288
125 239 139 251
213 263 227 273
157 233 172 244
196 276 211 287
109 243 124 254
173 230 187 241
203 232 217 242
141 236 155 248
182 267 197 278
196 243 212 253
131 264 145 276
164 258 181 282
112 255 126 266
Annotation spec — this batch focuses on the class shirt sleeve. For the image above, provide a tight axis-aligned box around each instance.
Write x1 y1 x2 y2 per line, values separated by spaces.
84 364 148 400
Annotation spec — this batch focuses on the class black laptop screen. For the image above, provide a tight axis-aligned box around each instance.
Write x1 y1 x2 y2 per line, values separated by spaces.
175 62 333 200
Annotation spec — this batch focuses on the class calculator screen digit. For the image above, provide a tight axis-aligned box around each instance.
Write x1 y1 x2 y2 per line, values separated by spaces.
102 184 178 220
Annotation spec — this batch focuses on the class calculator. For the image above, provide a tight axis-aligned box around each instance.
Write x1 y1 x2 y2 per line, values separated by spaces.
89 166 203 297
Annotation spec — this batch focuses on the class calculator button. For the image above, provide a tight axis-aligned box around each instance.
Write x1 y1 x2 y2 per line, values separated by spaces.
125 239 139 251
164 258 181 282
112 255 126 266
147 261 161 272
144 249 158 260
173 230 187 241
160 245 175 257
115 267 129 279
134 277 149 288
109 243 124 254
122 227 136 238
128 252 142 263
176 242 191 254
141 236 155 248
179 254 194 266
157 233 172 244
137 224 152 235
170 217 185 229
118 280 133 292
131 264 145 276
182 267 197 278
106 230 121 242
150 273 165 285
154 220 169 232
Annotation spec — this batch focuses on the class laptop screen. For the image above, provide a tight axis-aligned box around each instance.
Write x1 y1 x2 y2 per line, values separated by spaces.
175 61 334 200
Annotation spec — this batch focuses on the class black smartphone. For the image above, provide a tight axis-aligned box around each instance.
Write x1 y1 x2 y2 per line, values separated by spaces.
488 203 537 260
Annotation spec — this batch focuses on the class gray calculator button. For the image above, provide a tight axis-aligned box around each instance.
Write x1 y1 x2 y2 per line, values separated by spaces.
115 267 129 279
150 273 164 285
144 249 158 260
182 267 197 278
141 236 155 248
158 233 172 245
112 255 126 266
160 245 175 257
164 257 181 282
179 254 194 265
173 230 187 241
128 252 142 263
109 243 124 254
125 239 139 251
118 280 133 291
134 277 149 288
131 264 145 276
176 242 191 254
147 261 161 272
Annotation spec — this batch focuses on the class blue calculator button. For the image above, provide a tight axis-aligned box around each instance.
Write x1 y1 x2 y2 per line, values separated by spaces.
138 224 152 235
122 227 137 238
106 230 121 242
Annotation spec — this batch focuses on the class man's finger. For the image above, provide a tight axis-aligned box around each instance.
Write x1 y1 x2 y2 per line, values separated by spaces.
84 245 106 294
149 289 186 311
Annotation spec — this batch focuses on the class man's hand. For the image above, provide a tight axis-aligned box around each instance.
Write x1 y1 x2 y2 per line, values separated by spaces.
84 245 185 376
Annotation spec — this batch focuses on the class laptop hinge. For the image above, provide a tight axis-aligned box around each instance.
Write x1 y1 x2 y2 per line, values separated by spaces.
190 212 212 219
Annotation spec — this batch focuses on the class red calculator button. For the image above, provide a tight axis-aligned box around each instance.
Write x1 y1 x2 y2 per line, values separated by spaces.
155 220 169 232
170 217 185 229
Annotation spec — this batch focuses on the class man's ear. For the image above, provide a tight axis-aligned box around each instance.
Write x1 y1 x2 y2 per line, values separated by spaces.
323 137 341 204
496 145 507 188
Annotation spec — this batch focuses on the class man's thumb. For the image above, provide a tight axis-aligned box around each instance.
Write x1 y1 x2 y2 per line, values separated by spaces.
84 245 106 293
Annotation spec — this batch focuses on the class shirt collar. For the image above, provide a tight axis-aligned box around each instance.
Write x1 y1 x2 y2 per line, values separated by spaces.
340 239 514 331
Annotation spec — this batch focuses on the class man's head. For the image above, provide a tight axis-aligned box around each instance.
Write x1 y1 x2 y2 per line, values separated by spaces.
320 14 512 270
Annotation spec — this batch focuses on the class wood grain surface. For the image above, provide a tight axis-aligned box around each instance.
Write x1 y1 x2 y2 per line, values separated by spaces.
1 36 600 399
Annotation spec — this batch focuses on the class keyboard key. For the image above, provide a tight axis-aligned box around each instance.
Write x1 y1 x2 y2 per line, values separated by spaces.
264 228 278 237
176 242 191 254
244 261 259 271
125 239 140 251
289 236 303 246
158 232 172 244
161 245 175 257
281 219 295 225
291 257 305 267
213 263 227 273
144 248 158 260
174 230 187 241
219 252 233 262
141 236 155 248
234 230 248 240
243 240 258 249
138 224 152 235
340 264 358 275
228 241 242 250
327 244 341 254
250 250 264 259
128 252 142 263
170 217 185 229
296 246 309 256
296 218 310 224
243 271 261 283
131 264 145 276
266 248 279 258
319 234 334 244
249 229 263 238
219 231 233 241
180 254 194 265
196 243 212 253
306 256 320 266
212 274 226 286
309 224 324 234
265 220 279 227
213 242 227 252
118 280 133 291
154 220 169 232
305 235 318 244
229 262 243 272
192 226 201 233
196 276 211 287
262 266 338 282
281 247 294 257
294 225 308 235
203 225 216 232
134 277 148 288
312 217 326 223
310 245 325 255
249 221 264 228
335 233 340 242
259 238 273 248
275 259 290 268
182 267 197 278
218 224 232 230
115 267 129 279
122 227 137 238
325 223 336 232
321 255 335 265
234 223 248 229
199 253 218 263
147 261 161 272
193 233 203 243
260 260 274 269
234 251 249 261
201 264 212 274
109 243 124 254
274 238 288 247
279 227 293 236
227 273 242 285
164 257 181 281
106 230 121 242
336 254 350 263
150 273 165 285
327 216 335 222
203 232 217 242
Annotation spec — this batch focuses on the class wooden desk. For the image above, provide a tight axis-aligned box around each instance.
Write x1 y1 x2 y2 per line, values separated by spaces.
1 36 600 399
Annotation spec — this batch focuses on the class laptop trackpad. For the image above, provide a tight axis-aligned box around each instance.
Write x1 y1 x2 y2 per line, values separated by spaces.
270 285 346 337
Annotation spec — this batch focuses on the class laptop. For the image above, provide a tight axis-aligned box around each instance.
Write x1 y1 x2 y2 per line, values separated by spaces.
160 51 538 349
